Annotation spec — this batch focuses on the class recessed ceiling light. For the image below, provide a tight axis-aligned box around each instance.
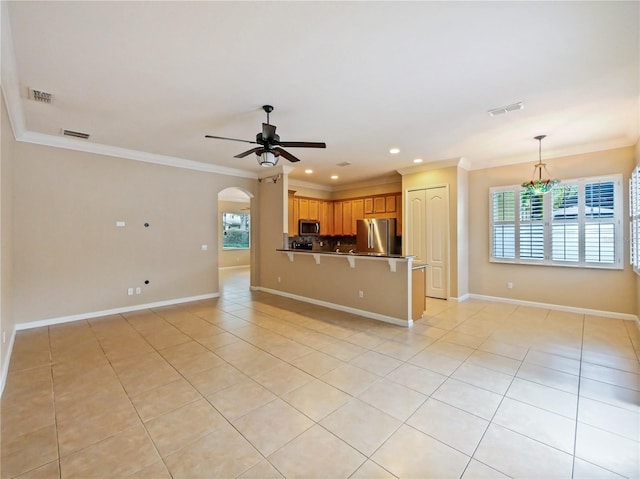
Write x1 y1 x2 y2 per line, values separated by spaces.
413 158 423 164
305 169 313 174
331 175 339 180
389 148 400 154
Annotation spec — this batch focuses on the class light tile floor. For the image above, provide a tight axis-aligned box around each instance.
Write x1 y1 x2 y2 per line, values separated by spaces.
2 267 639 478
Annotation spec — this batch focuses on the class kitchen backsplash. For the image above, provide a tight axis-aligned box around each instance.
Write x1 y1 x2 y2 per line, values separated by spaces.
290 235 401 253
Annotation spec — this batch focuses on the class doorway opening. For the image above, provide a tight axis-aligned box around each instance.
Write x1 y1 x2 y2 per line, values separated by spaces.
218 187 252 296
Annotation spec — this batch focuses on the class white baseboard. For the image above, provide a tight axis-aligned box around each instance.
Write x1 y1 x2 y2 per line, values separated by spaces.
0 328 16 397
15 293 220 331
255 287 413 328
448 294 471 303
467 293 638 322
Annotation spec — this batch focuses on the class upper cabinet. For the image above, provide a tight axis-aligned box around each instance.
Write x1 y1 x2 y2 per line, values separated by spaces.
288 192 402 237
319 200 333 236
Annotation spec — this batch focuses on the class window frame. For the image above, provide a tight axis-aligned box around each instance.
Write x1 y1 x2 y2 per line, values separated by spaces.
631 166 640 275
489 173 623 270
222 212 250 250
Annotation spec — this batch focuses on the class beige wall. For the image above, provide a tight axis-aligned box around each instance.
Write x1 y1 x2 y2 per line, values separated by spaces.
1 92 15 384
331 180 402 200
402 165 461 299
11 142 257 324
456 166 469 298
469 146 636 315
264 253 411 321
288 180 402 201
218 199 251 268
257 178 287 289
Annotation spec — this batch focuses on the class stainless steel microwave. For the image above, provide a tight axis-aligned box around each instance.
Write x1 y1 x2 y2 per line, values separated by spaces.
299 220 320 236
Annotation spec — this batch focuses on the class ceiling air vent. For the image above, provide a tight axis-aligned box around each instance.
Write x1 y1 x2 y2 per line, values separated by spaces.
62 129 90 140
336 161 351 167
29 88 52 103
488 101 523 117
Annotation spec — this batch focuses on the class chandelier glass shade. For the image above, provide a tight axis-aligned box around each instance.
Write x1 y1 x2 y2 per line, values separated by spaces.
522 135 559 195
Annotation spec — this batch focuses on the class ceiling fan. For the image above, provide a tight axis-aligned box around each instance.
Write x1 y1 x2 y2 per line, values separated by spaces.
205 105 326 167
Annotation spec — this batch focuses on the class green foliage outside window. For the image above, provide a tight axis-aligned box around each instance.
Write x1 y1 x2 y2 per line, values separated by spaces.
223 212 250 249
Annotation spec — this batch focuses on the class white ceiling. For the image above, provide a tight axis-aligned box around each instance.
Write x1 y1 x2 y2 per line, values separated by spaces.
2 1 639 188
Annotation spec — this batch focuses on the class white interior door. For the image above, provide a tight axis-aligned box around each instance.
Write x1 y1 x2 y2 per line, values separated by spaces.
425 187 448 299
407 190 426 263
406 186 449 299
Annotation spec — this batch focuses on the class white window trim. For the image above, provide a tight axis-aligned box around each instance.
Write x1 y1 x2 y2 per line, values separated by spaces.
490 173 623 270
631 166 640 275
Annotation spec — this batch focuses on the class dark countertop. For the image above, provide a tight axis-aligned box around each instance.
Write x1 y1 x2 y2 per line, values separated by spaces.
277 249 416 260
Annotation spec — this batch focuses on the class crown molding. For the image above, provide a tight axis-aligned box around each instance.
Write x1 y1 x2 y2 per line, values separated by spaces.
467 136 636 171
396 157 464 176
288 178 334 192
16 131 257 177
2 7 256 179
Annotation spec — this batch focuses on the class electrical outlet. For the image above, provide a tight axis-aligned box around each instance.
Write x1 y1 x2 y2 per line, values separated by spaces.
358 290 364 298
127 287 134 296
135 287 141 295
507 282 513 289
277 276 281 283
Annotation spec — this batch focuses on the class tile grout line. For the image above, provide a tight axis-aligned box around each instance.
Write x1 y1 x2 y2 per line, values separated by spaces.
47 324 62 479
570 313 586 479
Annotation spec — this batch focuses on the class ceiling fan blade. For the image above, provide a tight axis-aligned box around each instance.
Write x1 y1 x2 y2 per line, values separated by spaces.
205 135 258 145
274 147 300 163
262 123 277 142
276 141 326 148
234 147 264 158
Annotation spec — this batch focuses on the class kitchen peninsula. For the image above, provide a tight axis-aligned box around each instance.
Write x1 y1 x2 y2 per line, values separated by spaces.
272 249 426 326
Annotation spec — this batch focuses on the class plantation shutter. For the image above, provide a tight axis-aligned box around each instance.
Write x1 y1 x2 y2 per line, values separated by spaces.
491 190 515 259
551 184 579 262
519 191 544 260
632 167 640 273
584 180 616 264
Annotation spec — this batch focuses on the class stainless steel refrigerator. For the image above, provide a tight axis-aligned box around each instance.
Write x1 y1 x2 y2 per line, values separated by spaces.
356 218 397 255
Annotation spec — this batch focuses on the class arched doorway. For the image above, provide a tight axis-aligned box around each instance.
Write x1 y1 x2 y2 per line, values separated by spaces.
218 187 252 295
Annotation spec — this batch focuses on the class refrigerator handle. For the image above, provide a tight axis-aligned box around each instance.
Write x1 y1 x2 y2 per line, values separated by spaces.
369 222 374 248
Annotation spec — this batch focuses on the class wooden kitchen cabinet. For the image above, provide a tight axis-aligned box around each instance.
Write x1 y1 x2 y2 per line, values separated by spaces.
298 198 309 220
288 191 298 237
396 193 403 235
342 200 353 235
373 196 386 213
351 199 364 233
333 201 343 235
319 200 333 236
364 198 374 214
308 199 319 220
385 195 396 213
290 192 401 237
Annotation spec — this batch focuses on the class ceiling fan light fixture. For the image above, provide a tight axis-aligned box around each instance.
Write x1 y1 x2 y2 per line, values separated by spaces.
522 135 559 195
257 151 277 167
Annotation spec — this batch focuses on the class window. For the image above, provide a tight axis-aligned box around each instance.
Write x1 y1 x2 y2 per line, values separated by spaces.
490 174 622 269
222 212 250 250
631 166 640 274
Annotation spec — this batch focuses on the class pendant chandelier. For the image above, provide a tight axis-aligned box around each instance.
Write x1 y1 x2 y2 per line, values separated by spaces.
521 134 559 195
